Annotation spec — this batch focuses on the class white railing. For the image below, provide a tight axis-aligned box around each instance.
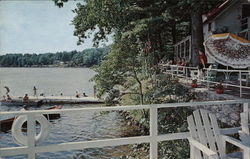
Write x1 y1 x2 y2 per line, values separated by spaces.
238 17 250 41
162 65 250 98
238 29 250 41
174 36 192 60
0 100 249 159
241 17 250 32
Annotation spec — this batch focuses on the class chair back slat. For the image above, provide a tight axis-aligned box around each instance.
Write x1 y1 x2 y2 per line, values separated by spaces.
193 110 208 145
187 116 203 159
209 113 225 158
200 110 217 152
192 110 210 158
241 112 250 135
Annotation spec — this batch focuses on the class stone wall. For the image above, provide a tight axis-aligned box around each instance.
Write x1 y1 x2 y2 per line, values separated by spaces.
193 88 243 126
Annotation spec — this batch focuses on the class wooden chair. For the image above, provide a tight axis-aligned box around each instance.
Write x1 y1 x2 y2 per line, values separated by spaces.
187 109 250 159
239 110 250 146
205 63 218 82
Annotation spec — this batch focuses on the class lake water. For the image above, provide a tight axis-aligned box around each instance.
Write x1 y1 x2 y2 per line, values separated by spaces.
0 68 96 97
0 68 142 159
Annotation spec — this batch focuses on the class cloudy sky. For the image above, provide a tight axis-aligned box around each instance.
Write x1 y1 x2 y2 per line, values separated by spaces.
0 0 111 55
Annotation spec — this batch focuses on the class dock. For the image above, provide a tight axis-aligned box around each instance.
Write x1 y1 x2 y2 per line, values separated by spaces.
2 96 104 106
30 96 104 104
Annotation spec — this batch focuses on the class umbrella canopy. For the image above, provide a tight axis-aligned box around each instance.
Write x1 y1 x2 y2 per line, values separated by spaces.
204 33 250 68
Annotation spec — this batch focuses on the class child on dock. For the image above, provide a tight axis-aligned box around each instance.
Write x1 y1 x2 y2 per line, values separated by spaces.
6 95 12 101
75 91 80 98
23 94 29 103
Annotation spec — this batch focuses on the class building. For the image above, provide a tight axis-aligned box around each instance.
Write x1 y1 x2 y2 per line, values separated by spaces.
174 0 250 64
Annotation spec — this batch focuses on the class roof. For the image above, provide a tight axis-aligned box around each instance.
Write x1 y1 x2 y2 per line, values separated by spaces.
203 0 236 23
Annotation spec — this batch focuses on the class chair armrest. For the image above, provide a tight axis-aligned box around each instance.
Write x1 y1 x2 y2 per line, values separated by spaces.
188 137 219 158
221 135 249 149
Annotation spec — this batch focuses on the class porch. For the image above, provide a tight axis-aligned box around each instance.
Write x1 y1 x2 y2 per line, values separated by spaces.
161 65 250 98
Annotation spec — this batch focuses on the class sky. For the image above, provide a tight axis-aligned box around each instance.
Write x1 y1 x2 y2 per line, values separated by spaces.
0 0 112 55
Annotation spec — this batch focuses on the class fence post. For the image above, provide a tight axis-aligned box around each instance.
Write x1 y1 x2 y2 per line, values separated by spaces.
243 102 249 114
186 67 188 79
206 69 210 89
239 71 242 98
27 114 36 159
150 106 158 159
171 66 174 78
177 66 179 77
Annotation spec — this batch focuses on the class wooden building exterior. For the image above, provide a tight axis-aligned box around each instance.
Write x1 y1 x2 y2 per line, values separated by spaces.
174 0 250 64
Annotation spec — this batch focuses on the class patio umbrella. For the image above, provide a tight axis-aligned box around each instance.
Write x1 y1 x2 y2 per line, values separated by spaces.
204 33 250 68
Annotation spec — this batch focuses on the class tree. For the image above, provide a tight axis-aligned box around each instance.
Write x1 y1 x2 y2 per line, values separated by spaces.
0 48 108 67
183 0 224 66
93 34 145 104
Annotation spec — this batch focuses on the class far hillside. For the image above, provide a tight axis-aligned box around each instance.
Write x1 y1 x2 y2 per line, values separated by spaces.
0 47 110 67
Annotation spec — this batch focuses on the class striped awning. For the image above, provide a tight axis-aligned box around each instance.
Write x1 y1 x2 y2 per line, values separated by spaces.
204 33 250 68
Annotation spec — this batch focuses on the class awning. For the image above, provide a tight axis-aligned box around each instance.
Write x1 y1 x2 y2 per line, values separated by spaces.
204 33 250 68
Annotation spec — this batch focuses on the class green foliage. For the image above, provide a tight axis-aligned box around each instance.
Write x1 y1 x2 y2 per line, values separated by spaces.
124 73 193 158
92 35 145 104
158 140 190 159
0 48 109 67
52 0 224 158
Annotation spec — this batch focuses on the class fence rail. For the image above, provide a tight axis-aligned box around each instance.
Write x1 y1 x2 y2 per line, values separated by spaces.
0 100 249 159
161 65 250 98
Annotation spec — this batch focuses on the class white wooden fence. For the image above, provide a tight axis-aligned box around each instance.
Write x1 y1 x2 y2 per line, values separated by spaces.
162 65 250 98
0 100 249 159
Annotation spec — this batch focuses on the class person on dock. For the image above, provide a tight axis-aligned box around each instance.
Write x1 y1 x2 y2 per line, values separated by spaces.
23 94 29 103
83 92 88 97
33 86 37 96
4 86 10 95
2 95 6 101
6 94 12 101
75 91 80 98
93 86 96 98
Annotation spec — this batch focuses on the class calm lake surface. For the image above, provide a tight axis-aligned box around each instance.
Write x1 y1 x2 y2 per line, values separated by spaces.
0 67 96 97
0 68 141 159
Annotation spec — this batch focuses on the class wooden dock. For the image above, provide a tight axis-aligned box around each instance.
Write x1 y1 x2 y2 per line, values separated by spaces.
32 96 104 104
7 96 104 105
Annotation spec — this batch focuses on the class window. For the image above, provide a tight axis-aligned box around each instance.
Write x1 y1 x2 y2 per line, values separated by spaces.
208 23 212 31
242 4 250 18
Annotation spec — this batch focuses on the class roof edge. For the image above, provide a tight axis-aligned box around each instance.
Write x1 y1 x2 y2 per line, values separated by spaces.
203 0 239 23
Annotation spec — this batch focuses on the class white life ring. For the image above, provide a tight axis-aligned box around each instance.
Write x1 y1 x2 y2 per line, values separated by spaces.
11 115 50 146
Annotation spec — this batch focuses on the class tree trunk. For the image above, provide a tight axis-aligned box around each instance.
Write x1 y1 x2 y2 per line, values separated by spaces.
132 66 144 105
171 20 177 60
171 20 176 45
191 7 204 66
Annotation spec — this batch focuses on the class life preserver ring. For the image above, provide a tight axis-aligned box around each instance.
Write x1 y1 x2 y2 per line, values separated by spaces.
11 115 50 146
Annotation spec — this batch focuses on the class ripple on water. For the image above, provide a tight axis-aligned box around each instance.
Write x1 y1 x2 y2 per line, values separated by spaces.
0 104 140 159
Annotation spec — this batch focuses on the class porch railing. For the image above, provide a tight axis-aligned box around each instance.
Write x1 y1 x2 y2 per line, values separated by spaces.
162 65 250 98
0 100 249 159
238 17 250 41
241 17 250 32
238 29 250 41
